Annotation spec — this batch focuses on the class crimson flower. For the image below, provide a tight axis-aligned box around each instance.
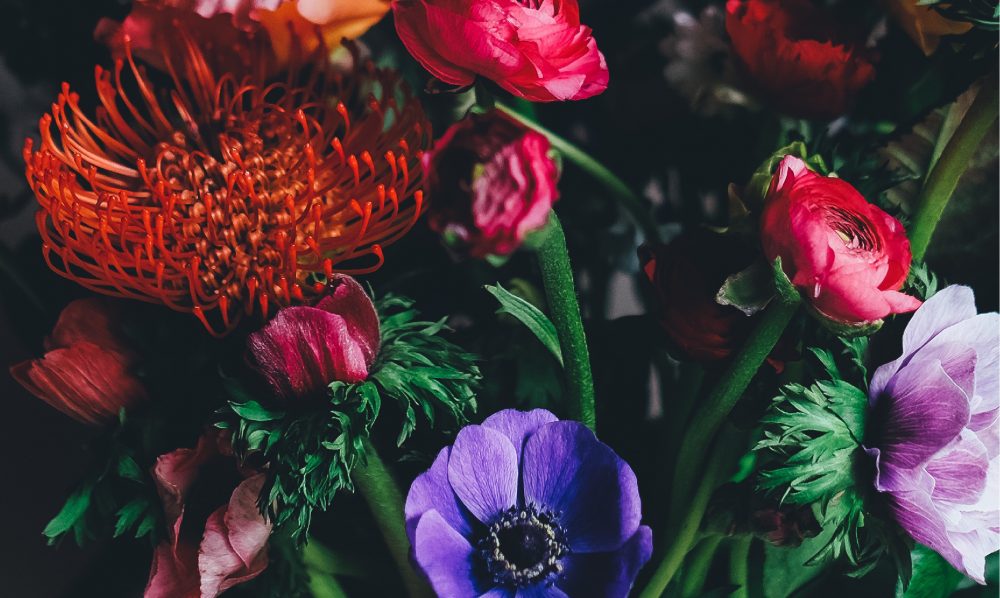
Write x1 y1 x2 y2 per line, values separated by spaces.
248 274 380 399
11 298 147 425
25 14 431 336
760 156 920 326
392 0 608 102
725 0 876 120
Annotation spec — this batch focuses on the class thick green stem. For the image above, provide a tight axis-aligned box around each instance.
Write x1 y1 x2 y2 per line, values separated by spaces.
638 430 744 598
909 73 999 262
669 296 799 515
303 539 349 598
497 103 661 243
728 536 753 598
679 535 723 598
537 212 596 430
353 440 432 598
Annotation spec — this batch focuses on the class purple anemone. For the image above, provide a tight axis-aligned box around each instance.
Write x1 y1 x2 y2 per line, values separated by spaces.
865 285 998 583
405 409 652 597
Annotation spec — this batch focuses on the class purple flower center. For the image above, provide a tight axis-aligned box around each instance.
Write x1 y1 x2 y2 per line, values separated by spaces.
477 504 569 588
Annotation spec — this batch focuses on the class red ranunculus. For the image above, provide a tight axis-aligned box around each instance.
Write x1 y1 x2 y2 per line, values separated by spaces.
639 232 755 362
761 156 921 326
391 0 608 102
725 0 875 120
10 298 147 425
145 431 271 598
248 275 380 399
424 109 558 257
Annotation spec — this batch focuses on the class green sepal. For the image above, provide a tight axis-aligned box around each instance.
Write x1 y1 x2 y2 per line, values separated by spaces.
486 283 563 366
223 294 481 541
807 303 884 338
717 259 775 316
746 141 829 208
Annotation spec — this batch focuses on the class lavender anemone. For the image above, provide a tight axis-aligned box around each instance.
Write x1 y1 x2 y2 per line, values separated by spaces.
405 409 652 597
865 285 999 583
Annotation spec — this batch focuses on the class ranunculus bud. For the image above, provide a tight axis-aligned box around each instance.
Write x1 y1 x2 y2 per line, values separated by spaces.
639 232 755 362
725 0 875 120
11 298 147 425
424 110 559 258
391 0 608 102
145 431 271 598
760 156 921 327
248 275 380 400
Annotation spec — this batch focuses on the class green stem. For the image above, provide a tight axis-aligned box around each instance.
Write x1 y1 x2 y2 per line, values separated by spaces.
669 295 799 516
536 212 596 430
679 535 723 598
728 536 753 598
303 539 350 598
353 439 432 598
909 72 999 262
638 429 745 598
496 102 661 243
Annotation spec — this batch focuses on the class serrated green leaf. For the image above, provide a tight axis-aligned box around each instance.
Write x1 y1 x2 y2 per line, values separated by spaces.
485 283 563 366
113 499 148 538
43 483 93 540
116 453 143 482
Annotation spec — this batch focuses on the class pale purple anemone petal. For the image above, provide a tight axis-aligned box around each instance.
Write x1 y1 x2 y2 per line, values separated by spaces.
480 588 515 598
414 510 487 596
448 425 519 523
867 285 999 584
874 358 970 471
481 408 559 461
557 526 654 597
521 421 642 552
405 446 475 539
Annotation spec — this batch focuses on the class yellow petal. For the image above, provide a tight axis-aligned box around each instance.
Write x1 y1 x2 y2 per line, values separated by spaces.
257 0 390 64
884 0 973 55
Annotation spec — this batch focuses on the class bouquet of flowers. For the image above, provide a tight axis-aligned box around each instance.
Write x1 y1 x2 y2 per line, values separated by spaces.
1 0 997 596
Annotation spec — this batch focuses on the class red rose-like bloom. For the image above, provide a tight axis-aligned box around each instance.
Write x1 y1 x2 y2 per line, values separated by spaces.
639 232 755 362
392 0 608 102
248 274 380 399
424 110 558 257
761 156 921 325
146 432 271 598
725 0 875 120
10 298 147 425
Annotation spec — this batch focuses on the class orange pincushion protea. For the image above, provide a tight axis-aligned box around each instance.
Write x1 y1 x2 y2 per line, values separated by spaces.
24 32 431 336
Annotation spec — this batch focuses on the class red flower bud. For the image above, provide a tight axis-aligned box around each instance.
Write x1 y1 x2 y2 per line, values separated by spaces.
10 298 147 425
248 275 381 400
424 110 559 258
639 232 755 362
725 0 875 120
392 0 608 102
761 156 921 326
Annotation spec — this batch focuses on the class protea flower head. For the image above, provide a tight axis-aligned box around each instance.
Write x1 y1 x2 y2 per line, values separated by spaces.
24 20 431 336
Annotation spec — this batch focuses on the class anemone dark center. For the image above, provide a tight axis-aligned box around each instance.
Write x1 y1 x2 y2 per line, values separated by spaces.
478 505 569 588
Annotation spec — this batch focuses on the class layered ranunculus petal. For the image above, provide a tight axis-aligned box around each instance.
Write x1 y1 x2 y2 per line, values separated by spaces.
557 526 654 597
447 425 519 523
522 421 642 552
392 0 607 102
761 156 920 326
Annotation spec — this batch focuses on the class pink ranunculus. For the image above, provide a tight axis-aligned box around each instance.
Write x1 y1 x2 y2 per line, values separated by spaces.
424 109 558 258
146 432 271 598
391 0 608 102
248 274 381 400
760 155 921 326
10 298 147 425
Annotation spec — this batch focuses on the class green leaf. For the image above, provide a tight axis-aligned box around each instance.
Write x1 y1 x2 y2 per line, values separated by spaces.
485 283 563 366
717 259 775 316
763 523 837 598
230 400 285 422
896 545 964 598
113 499 149 538
43 483 93 540
116 453 143 482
